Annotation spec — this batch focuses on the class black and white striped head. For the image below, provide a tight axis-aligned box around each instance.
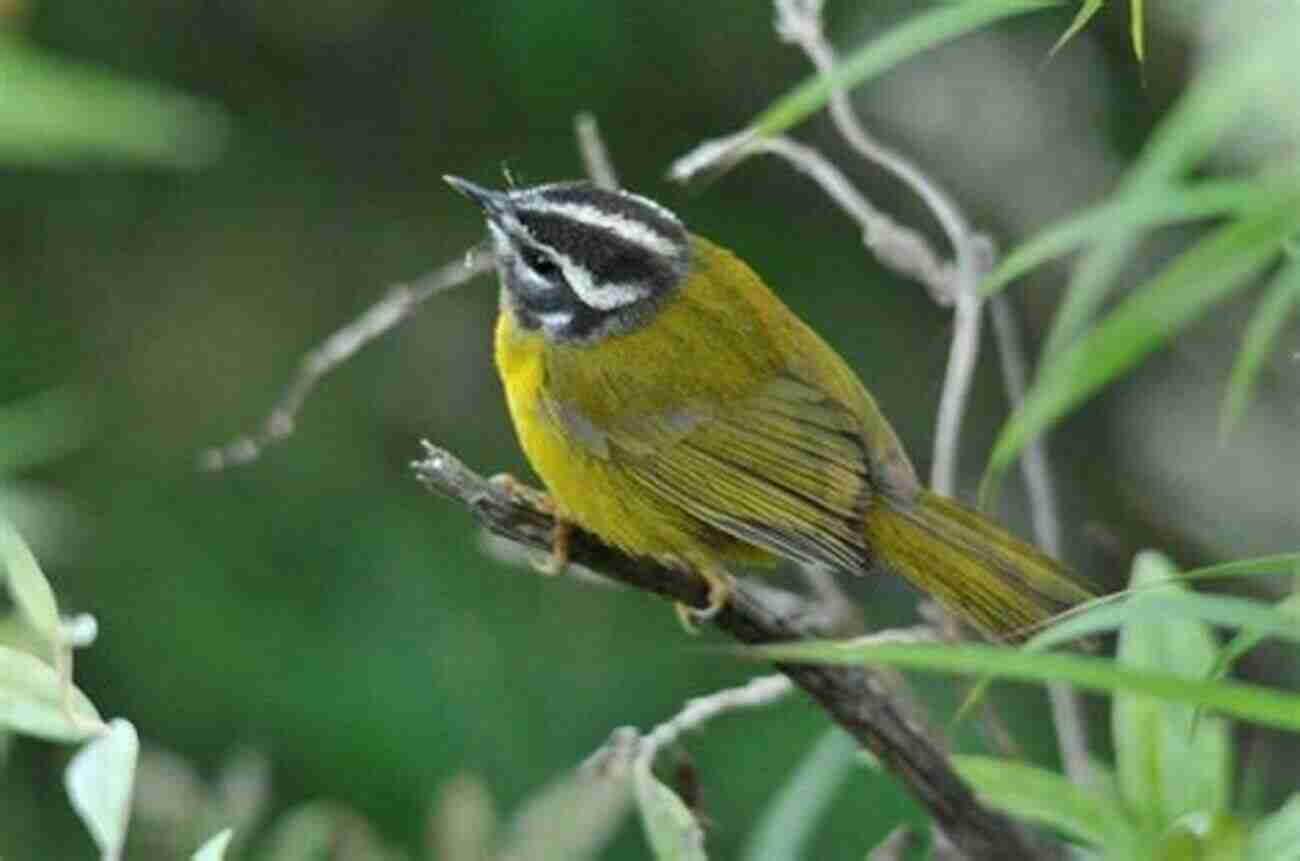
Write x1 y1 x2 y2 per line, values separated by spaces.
445 176 691 343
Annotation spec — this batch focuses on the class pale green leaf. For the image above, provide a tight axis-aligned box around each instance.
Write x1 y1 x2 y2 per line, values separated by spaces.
634 758 707 861
192 828 234 861
0 515 61 646
741 729 858 861
746 640 1300 734
0 645 102 742
981 180 1261 297
1049 0 1105 57
751 0 1062 138
1209 591 1300 683
1220 259 1300 439
0 35 227 168
1130 0 1145 62
1249 795 1300 861
498 756 633 861
66 718 140 861
953 754 1135 849
1113 553 1230 831
983 190 1300 501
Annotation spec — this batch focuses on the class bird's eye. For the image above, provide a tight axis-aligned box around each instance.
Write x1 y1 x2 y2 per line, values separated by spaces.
520 247 560 278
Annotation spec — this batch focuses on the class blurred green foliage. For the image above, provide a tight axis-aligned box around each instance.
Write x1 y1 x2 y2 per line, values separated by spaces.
2 0 1298 858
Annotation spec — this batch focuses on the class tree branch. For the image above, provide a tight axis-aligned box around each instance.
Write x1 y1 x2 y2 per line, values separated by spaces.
412 442 1050 861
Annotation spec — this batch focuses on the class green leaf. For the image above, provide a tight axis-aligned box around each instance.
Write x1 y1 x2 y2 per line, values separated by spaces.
1249 795 1300 861
750 0 1062 138
980 180 1262 297
952 754 1136 849
1113 552 1230 832
497 754 634 861
0 387 95 476
0 35 228 168
1049 0 1105 57
192 829 234 861
634 757 707 861
0 515 61 646
982 189 1300 503
1129 0 1145 62
65 719 140 861
1220 259 1300 439
741 729 859 861
0 645 102 742
1208 590 1300 684
746 640 1300 734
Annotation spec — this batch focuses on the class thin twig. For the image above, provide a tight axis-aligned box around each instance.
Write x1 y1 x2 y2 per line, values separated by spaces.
989 294 1092 785
198 245 494 470
636 675 795 769
412 443 1050 860
575 112 619 191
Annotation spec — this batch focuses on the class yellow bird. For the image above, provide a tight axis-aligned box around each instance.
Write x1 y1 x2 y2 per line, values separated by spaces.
446 176 1091 639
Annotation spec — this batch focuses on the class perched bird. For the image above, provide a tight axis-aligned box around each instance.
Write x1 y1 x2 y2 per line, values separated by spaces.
447 176 1091 639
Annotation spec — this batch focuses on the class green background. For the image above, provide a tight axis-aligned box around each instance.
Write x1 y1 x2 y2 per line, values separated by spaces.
5 2 1289 858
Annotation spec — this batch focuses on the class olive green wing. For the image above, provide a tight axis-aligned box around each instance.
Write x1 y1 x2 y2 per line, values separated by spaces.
604 375 874 571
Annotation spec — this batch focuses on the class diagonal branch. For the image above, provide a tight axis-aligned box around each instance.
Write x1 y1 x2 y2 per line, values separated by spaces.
412 442 1052 861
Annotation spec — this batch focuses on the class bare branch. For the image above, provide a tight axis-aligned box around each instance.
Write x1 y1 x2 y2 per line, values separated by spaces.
412 442 1050 861
636 675 794 769
198 245 493 470
575 112 619 191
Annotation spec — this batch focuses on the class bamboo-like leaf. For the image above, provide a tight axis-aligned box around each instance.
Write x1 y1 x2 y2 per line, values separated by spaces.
952 755 1136 849
1112 553 1229 831
66 719 140 861
0 35 227 168
1249 795 1300 861
750 0 1062 138
0 515 61 646
1220 259 1300 439
1049 0 1105 57
982 190 1300 503
634 757 707 861
981 180 1261 297
741 729 859 861
1129 0 1145 62
0 645 102 741
1209 591 1300 684
747 640 1300 734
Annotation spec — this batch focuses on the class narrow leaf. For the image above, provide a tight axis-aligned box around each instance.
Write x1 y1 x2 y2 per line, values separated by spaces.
1130 0 1145 62
66 719 140 861
1113 553 1230 830
192 829 234 861
1249 795 1300 861
981 180 1261 297
0 515 61 645
953 754 1134 848
1220 259 1300 439
634 758 707 861
751 0 1062 138
741 729 859 861
1049 0 1105 57
983 191 1300 501
748 640 1300 733
0 645 103 741
1209 591 1300 684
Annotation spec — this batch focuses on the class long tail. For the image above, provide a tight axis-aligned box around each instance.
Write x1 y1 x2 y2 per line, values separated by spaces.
863 490 1093 641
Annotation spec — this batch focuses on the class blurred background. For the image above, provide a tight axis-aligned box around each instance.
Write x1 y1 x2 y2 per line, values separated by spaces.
2 0 1297 857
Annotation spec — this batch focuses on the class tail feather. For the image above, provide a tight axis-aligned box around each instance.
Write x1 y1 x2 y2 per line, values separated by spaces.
863 490 1092 640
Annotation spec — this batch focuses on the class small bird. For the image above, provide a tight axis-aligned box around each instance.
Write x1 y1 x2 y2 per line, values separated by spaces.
446 175 1091 639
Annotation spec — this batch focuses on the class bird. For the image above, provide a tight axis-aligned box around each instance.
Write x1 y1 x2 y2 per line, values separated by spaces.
445 175 1092 639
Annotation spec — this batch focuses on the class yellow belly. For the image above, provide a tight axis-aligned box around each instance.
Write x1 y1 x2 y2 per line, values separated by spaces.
493 308 767 567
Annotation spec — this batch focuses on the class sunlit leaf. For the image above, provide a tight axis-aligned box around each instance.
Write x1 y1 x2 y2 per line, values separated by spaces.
747 640 1300 733
983 189 1300 503
1249 795 1300 861
192 829 234 861
634 757 707 861
0 35 227 168
1049 0 1105 57
0 645 102 741
751 0 1062 138
953 755 1137 849
0 515 61 646
741 729 859 861
66 719 140 861
1220 259 1300 439
1113 553 1229 831
1130 0 1145 62
981 180 1261 297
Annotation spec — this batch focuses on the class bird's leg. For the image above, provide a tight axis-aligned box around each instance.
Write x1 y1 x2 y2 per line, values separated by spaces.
671 559 733 633
489 472 570 576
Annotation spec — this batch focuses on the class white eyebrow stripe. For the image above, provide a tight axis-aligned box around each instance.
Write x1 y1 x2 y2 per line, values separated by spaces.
519 201 680 257
544 251 645 310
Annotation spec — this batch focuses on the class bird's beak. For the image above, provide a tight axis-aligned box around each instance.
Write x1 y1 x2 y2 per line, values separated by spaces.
443 175 508 221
